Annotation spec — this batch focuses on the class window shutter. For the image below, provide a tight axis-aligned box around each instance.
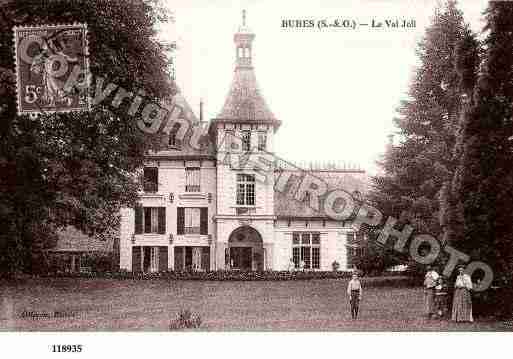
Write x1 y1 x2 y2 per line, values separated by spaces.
158 246 168 271
177 207 185 235
134 205 143 234
158 207 166 234
201 247 210 271
132 246 141 272
200 208 208 235
174 247 184 270
144 207 152 233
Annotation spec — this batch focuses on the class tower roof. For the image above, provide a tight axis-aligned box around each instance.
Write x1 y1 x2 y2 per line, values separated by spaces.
215 10 280 128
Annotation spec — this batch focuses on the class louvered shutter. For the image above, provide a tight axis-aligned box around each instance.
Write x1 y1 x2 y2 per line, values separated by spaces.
200 208 208 235
132 246 141 272
174 247 184 270
177 207 185 235
158 207 166 234
144 207 151 233
158 246 168 271
134 205 143 234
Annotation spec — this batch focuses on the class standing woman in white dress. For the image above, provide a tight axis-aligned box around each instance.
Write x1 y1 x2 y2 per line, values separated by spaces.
451 266 473 322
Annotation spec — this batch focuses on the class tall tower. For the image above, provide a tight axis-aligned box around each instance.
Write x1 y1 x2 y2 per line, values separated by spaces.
212 10 281 271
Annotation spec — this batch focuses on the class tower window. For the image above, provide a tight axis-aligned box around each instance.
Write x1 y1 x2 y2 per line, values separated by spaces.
236 174 255 206
258 131 267 151
241 130 251 152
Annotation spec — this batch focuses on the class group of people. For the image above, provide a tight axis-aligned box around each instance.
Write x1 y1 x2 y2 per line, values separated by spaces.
424 265 474 322
345 265 474 322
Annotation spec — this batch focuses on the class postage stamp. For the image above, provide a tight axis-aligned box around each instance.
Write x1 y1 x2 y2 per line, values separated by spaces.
13 23 90 115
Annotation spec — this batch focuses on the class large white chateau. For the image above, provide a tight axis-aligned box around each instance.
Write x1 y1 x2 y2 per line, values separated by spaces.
118 13 369 273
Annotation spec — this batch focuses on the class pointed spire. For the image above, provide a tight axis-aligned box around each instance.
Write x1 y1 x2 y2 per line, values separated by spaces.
214 11 280 128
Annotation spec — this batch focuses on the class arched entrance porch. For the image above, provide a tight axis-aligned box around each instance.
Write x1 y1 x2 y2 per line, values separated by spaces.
227 226 264 271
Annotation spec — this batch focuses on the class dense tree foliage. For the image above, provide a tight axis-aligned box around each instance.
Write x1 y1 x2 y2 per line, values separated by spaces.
450 1 513 278
0 0 175 275
365 1 469 272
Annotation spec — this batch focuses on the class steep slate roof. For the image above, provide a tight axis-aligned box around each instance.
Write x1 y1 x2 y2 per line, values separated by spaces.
274 170 370 218
146 95 216 159
217 67 277 123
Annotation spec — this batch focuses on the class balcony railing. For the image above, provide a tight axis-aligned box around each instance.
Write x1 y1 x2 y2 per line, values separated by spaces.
185 185 200 192
184 227 200 235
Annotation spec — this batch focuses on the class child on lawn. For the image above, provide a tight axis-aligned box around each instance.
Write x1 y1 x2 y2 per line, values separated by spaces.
347 273 363 319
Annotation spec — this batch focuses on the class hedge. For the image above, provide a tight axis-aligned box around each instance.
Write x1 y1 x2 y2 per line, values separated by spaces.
38 270 416 284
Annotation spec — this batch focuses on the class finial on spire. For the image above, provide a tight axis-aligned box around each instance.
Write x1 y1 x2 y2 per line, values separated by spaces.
242 9 246 27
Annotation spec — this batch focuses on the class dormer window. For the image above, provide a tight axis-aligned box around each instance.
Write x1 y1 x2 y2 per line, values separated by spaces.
168 123 181 148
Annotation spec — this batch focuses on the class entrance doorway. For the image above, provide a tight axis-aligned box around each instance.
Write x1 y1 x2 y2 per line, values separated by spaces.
227 226 263 271
229 247 252 270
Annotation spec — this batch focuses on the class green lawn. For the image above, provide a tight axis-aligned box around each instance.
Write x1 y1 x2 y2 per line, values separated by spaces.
0 277 510 331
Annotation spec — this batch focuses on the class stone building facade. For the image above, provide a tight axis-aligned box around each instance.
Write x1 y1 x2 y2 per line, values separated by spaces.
119 13 368 272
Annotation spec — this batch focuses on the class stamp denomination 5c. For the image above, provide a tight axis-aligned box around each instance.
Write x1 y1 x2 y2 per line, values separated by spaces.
13 23 90 115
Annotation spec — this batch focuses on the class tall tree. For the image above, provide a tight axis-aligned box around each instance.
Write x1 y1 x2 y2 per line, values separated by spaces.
368 1 468 268
451 1 513 278
439 25 480 248
0 0 175 275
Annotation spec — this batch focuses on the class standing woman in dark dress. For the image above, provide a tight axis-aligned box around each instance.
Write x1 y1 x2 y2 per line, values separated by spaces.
451 266 473 322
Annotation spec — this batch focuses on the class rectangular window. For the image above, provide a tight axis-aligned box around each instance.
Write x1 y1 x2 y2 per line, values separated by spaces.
136 207 166 234
241 130 251 152
292 232 321 270
236 174 255 206
185 167 200 192
184 208 201 234
225 130 234 151
258 132 267 151
311 232 320 245
143 167 158 193
292 233 300 245
292 247 300 268
312 247 320 269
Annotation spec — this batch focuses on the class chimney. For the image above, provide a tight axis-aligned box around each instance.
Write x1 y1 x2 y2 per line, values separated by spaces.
199 98 204 123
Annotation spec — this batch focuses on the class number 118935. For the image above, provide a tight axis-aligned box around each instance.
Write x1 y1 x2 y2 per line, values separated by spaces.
51 345 83 353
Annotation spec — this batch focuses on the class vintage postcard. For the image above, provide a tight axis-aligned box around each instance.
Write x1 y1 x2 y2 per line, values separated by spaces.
0 0 512 357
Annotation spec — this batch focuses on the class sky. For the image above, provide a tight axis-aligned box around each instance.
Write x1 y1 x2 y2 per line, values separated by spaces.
160 0 488 175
